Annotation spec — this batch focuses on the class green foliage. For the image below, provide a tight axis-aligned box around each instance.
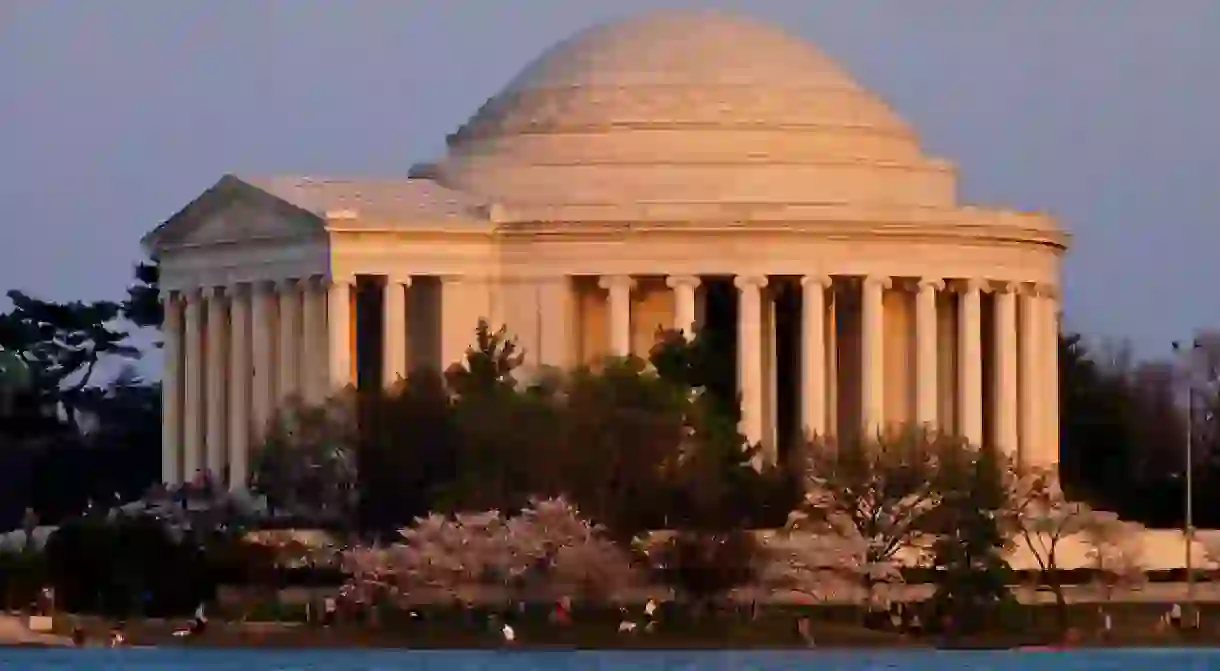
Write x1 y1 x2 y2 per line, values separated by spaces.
929 440 1016 633
0 289 138 430
43 513 209 616
250 393 359 524
643 530 760 605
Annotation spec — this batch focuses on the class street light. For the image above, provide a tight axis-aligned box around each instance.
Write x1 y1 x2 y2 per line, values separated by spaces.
1172 339 1198 624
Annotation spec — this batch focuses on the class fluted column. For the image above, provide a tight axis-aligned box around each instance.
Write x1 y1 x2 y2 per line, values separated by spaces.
735 275 767 447
1043 288 1061 465
599 275 635 357
800 275 830 438
383 275 410 387
327 276 354 390
915 278 942 427
277 279 300 402
301 277 326 403
204 286 228 480
1018 286 1042 468
250 281 276 437
957 279 984 445
993 283 1020 458
160 291 183 486
666 275 700 340
227 284 251 491
183 289 204 481
861 276 889 437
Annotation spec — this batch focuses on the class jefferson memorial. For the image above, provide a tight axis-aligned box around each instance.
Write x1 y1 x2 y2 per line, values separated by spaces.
144 11 1066 490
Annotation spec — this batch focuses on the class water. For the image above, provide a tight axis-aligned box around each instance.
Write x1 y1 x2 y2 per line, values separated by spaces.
1 649 1219 671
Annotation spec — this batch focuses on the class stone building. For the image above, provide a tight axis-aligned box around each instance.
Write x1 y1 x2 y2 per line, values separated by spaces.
143 11 1067 489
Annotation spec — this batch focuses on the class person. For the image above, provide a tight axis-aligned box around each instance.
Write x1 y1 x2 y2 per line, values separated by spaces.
108 623 125 648
550 597 571 626
501 621 516 645
1170 603 1183 630
190 602 208 636
322 596 337 627
797 617 815 648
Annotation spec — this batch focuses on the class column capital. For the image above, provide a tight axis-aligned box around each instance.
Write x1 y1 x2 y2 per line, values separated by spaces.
385 274 413 288
992 281 1020 295
159 289 178 303
862 275 892 290
1025 282 1059 299
799 274 832 289
598 274 636 291
917 277 945 292
733 274 768 290
327 274 356 288
664 274 701 290
950 278 988 294
275 277 299 292
206 285 226 299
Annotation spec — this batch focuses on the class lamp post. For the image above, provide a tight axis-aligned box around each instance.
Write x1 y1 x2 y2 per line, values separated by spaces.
1173 339 1198 624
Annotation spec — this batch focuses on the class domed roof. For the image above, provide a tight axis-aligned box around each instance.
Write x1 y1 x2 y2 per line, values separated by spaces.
501 11 866 95
430 11 955 210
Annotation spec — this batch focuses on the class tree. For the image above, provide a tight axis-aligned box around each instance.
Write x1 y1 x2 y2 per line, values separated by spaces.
1010 465 1105 627
250 392 359 524
755 524 866 604
356 368 461 534
342 497 637 606
1081 512 1146 603
796 427 961 608
0 290 138 431
928 441 1016 633
556 357 690 536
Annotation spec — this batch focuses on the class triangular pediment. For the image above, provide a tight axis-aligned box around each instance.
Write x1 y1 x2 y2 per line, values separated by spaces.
143 175 327 252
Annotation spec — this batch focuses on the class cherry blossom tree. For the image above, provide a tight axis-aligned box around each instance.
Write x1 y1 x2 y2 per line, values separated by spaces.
754 520 873 604
1010 465 1107 624
1081 511 1147 602
342 497 639 606
796 428 961 607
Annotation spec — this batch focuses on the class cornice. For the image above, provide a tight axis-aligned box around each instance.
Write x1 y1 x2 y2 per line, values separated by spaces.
490 219 1069 251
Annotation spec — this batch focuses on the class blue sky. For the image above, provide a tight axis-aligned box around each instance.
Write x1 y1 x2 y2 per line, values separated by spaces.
1 1 1217 360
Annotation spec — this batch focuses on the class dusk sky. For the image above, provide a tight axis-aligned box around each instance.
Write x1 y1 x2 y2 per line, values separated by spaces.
2 1 1217 363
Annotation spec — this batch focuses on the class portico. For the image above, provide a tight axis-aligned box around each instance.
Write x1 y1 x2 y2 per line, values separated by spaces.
144 11 1067 490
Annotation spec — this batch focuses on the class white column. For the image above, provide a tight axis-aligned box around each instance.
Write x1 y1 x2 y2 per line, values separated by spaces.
957 279 984 446
160 291 183 486
800 275 830 438
183 289 204 481
1018 286 1042 468
861 275 889 437
204 286 228 480
277 279 300 402
250 281 276 437
327 276 354 390
993 282 1020 458
383 275 410 387
599 275 634 357
301 277 326 403
1043 288 1061 465
735 275 767 447
915 278 942 427
228 284 251 491
666 275 700 340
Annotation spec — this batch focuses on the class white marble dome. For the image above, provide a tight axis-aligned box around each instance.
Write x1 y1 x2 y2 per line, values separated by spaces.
430 11 954 209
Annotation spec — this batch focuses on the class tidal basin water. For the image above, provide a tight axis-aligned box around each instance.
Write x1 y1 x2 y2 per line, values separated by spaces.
3 648 1220 670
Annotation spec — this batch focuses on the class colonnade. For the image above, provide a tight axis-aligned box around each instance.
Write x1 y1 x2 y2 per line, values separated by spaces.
160 272 1060 490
